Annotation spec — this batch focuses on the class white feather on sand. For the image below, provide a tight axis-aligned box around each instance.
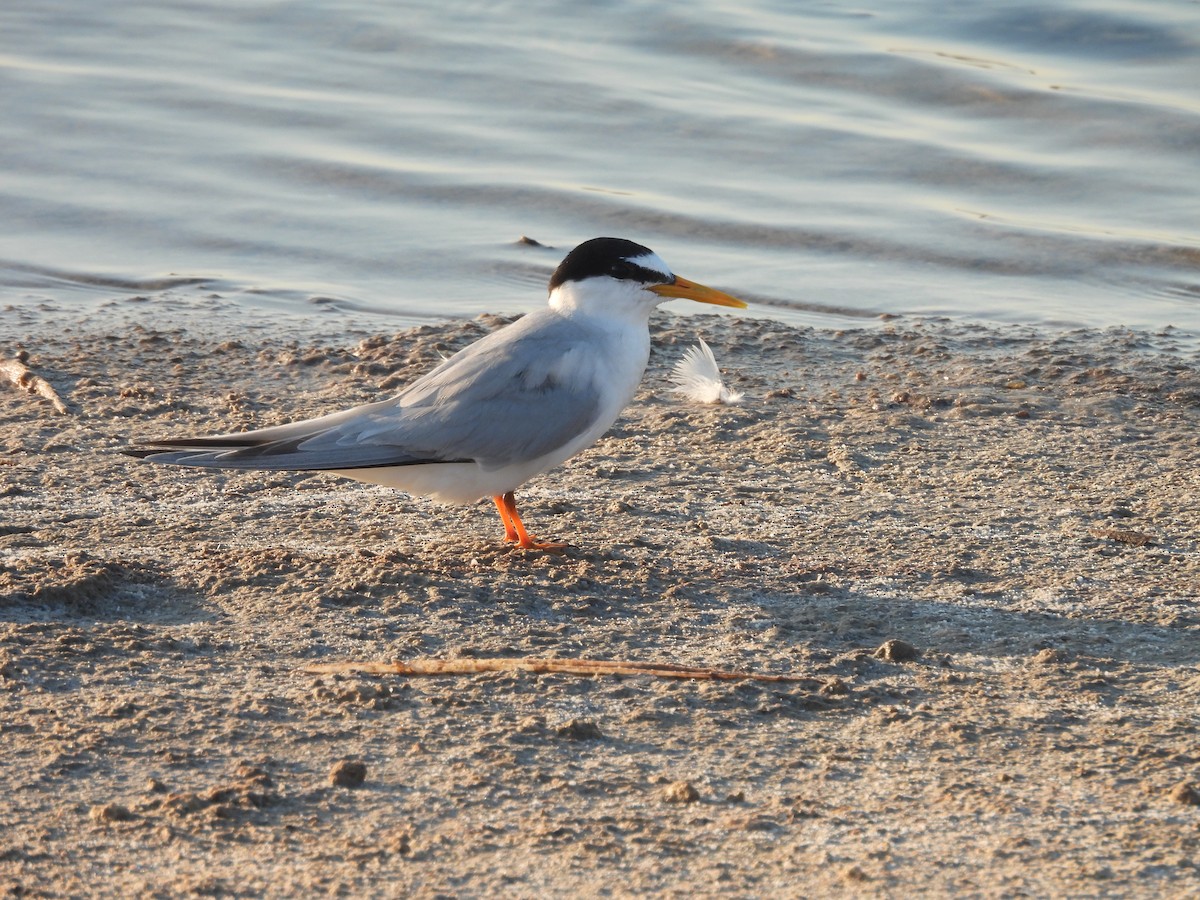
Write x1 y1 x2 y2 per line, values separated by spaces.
668 339 744 405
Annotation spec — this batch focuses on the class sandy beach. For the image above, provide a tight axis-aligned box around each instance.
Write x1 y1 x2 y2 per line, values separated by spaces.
3 308 1199 896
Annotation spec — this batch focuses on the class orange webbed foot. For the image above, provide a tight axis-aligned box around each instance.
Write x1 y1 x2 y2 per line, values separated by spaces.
492 492 569 553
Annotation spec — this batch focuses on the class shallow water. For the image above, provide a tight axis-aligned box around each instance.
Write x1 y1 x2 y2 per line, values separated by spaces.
2 0 1198 332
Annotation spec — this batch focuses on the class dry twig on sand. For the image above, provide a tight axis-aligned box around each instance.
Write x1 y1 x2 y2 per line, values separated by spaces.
304 656 810 683
1 356 70 414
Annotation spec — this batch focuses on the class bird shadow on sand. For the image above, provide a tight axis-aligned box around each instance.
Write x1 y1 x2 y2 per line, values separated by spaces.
738 584 1200 671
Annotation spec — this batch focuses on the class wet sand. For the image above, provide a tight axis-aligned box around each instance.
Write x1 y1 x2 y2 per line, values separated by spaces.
2 310 1199 896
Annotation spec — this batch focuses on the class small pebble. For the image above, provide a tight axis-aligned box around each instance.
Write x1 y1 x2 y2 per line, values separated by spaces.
330 760 367 788
662 781 700 804
1168 782 1199 806
89 803 136 824
556 718 604 741
874 639 919 662
842 864 870 883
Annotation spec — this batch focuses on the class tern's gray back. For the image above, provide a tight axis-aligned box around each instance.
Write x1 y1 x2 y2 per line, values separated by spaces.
272 310 607 469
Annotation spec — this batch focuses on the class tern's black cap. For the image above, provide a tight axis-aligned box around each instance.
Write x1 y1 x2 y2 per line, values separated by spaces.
548 237 672 292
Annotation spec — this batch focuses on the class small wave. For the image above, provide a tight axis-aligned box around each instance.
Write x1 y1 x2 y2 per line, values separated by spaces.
0 259 214 294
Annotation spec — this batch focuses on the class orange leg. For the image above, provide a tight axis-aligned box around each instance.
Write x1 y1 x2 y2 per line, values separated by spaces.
492 495 521 542
492 491 568 552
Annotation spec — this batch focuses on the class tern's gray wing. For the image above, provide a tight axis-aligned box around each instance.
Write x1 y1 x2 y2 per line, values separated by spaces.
129 312 606 472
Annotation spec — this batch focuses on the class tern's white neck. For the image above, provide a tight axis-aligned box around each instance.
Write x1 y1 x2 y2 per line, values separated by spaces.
547 276 660 328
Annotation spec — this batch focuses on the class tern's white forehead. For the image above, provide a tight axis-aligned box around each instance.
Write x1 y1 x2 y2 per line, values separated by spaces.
626 252 673 281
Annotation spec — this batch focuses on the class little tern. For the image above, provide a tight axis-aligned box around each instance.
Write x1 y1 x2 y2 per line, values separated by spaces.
128 237 746 550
